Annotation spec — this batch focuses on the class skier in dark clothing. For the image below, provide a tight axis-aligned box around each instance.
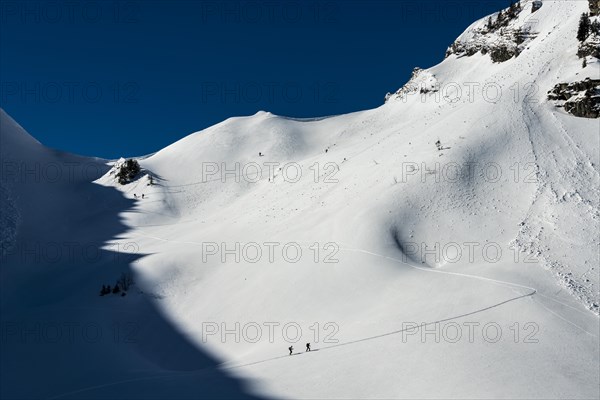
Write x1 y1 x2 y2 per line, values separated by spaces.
306 343 311 352
288 346 293 355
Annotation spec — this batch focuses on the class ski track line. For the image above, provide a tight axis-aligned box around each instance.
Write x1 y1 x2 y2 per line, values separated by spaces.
533 296 598 335
47 292 533 400
49 231 595 398
43 289 537 400
131 230 597 336
340 246 597 337
536 292 596 316
46 369 215 400
225 291 536 371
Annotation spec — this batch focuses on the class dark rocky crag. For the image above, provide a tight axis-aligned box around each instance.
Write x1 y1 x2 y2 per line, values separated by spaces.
547 78 600 118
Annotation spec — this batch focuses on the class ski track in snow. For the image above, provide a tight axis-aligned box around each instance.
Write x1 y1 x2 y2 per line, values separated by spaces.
131 229 597 336
47 230 596 399
48 203 599 400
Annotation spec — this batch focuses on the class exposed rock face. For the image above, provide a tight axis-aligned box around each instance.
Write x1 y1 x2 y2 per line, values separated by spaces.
384 68 439 103
590 0 599 17
548 78 600 118
445 2 535 63
490 45 517 62
446 28 528 63
577 41 600 58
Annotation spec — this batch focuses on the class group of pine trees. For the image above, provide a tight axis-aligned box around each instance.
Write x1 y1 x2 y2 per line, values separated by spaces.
116 159 141 185
577 12 600 65
577 13 600 42
100 272 134 297
486 1 522 31
100 284 122 296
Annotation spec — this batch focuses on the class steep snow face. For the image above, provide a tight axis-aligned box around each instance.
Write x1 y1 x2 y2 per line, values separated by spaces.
0 110 110 265
382 0 600 314
0 108 42 155
0 110 66 257
2 0 600 399
0 113 258 399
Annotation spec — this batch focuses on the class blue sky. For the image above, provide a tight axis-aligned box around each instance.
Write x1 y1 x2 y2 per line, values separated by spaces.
1 0 509 158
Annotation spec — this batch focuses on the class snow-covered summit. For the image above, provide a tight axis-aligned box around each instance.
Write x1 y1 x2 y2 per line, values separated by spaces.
386 0 599 112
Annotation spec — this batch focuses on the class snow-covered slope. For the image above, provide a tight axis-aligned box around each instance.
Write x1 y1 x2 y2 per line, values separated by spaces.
1 0 599 398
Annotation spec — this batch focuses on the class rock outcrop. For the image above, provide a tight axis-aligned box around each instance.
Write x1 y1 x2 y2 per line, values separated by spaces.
548 78 600 118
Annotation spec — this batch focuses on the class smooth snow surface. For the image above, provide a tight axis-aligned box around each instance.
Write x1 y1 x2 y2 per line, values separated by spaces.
1 1 599 398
